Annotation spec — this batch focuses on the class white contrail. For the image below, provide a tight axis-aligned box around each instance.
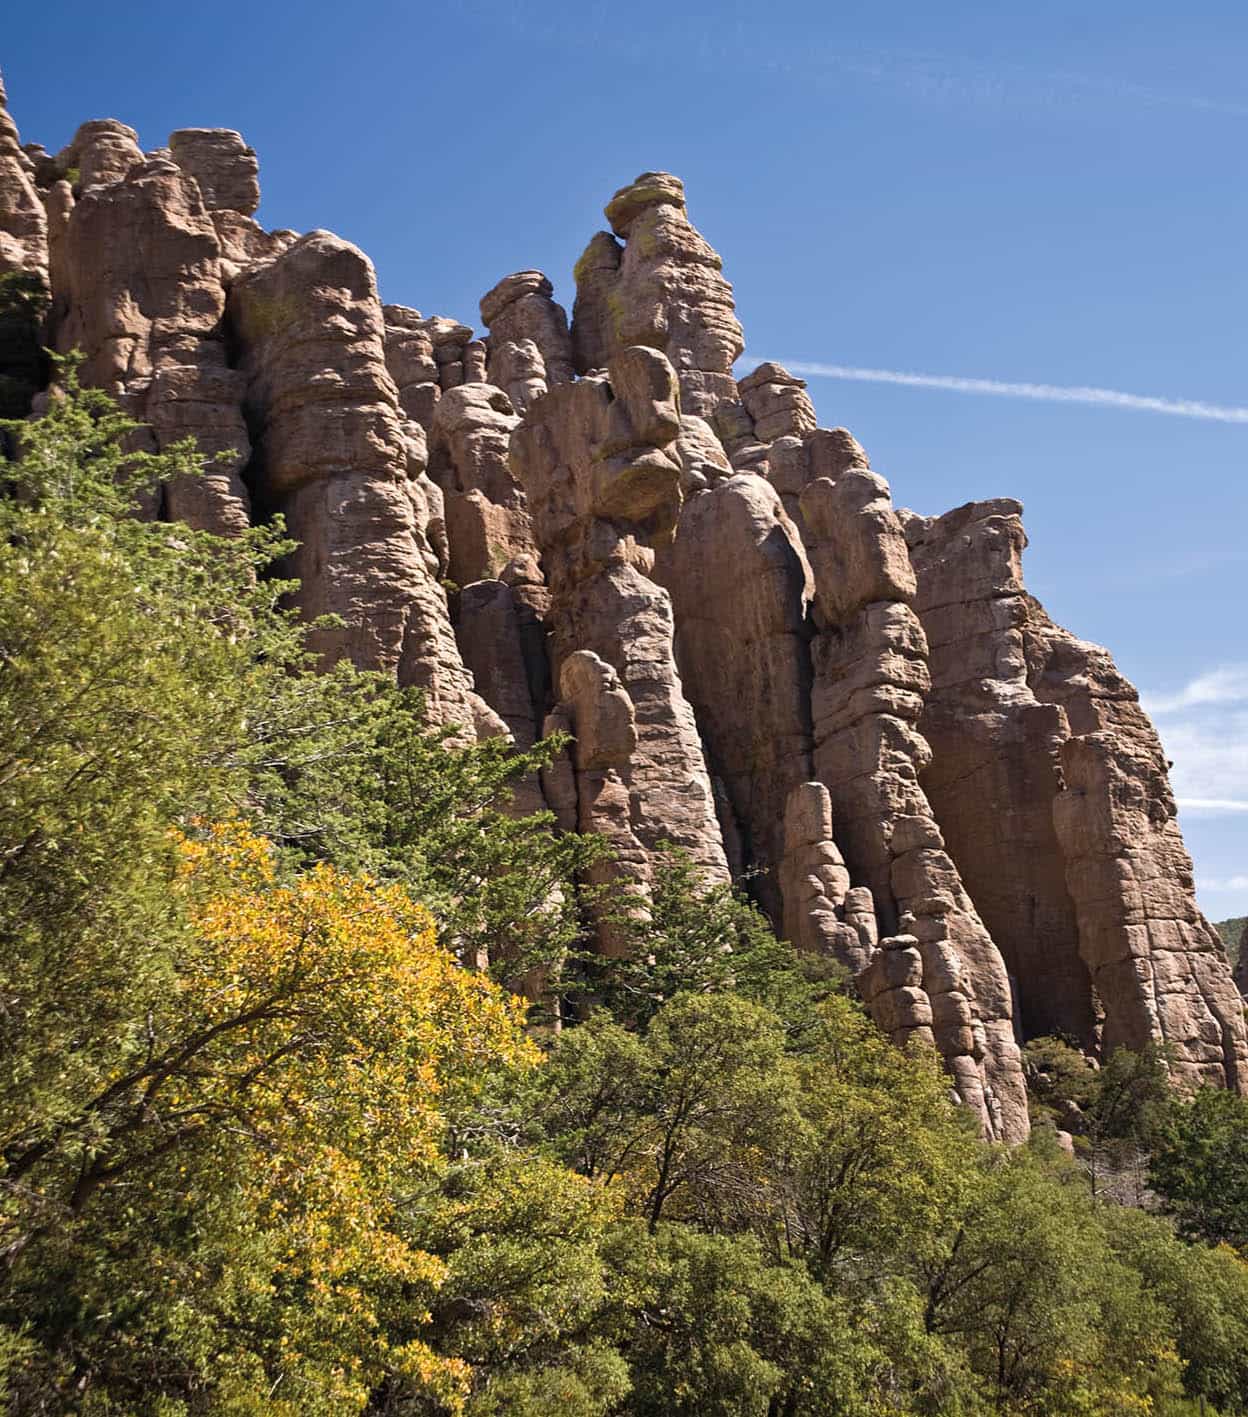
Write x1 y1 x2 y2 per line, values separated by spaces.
776 360 1248 425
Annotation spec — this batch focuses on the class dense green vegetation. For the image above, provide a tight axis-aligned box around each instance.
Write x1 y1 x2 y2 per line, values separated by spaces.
3 372 1248 1414
1214 918 1245 964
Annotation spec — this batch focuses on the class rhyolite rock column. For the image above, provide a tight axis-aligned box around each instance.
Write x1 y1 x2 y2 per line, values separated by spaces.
510 343 730 882
228 230 500 738
801 464 1029 1141
571 172 744 419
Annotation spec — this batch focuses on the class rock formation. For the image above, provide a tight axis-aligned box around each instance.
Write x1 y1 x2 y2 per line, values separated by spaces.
510 344 730 882
4 70 1244 1131
227 230 499 738
481 270 574 412
571 172 743 418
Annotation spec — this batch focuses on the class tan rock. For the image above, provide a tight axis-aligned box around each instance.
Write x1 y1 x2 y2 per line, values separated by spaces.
428 381 537 585
802 464 1028 1141
571 172 744 418
0 72 49 416
1236 922 1248 999
228 230 499 737
481 269 574 407
656 467 814 918
0 72 48 276
53 153 250 534
738 362 817 444
511 345 729 882
907 500 1093 1045
62 119 144 191
168 129 260 215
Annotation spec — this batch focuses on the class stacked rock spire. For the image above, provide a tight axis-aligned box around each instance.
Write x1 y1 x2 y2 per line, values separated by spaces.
3 72 1245 1139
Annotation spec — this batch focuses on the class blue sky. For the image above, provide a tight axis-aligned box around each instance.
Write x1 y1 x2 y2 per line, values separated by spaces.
6 0 1247 917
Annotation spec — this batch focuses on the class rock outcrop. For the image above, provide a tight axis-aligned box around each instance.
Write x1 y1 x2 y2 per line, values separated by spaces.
510 344 730 882
800 464 1029 1140
571 172 743 418
1236 922 1248 998
4 78 1244 1129
481 270 574 412
0 74 47 416
227 230 499 739
1026 603 1248 1089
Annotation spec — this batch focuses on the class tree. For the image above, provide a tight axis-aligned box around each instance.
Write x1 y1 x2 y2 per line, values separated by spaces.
1024 1037 1170 1201
916 1147 1181 1415
3 822 540 1412
588 845 843 1035
0 371 618 1413
1103 1203 1248 1414
536 993 800 1233
599 1224 924 1417
1151 1087 1248 1254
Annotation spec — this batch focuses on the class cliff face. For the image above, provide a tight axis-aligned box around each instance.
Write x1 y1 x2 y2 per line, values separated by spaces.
4 79 1245 1139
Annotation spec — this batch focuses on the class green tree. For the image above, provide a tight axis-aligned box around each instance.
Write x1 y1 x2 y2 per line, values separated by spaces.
0 370 618 1413
917 1147 1180 1414
599 1223 963 1417
1103 1203 1248 1414
590 845 843 1034
537 993 800 1232
1024 1038 1170 1201
1151 1087 1248 1253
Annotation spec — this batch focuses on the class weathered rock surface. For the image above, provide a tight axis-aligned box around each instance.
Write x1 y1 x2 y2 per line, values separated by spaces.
0 74 46 276
227 230 498 737
168 128 259 215
53 151 251 533
0 74 48 416
905 500 1093 1045
1026 602 1248 1089
656 465 813 919
511 345 730 881
481 270 574 411
800 464 1030 1140
779 782 877 970
1236 922 1248 998
4 75 1244 1124
571 172 744 418
428 380 536 585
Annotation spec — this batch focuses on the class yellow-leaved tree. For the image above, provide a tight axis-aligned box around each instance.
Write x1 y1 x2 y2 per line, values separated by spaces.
6 822 539 1414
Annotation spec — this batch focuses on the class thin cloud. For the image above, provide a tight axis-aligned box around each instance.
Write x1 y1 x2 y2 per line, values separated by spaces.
1143 666 1248 716
1144 675 1248 818
1197 874 1248 893
775 361 1248 425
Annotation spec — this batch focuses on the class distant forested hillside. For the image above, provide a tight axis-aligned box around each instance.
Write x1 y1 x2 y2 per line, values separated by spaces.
1216 917 1246 962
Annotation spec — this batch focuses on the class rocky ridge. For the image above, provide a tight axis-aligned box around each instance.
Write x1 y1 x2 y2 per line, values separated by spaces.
3 82 1245 1141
